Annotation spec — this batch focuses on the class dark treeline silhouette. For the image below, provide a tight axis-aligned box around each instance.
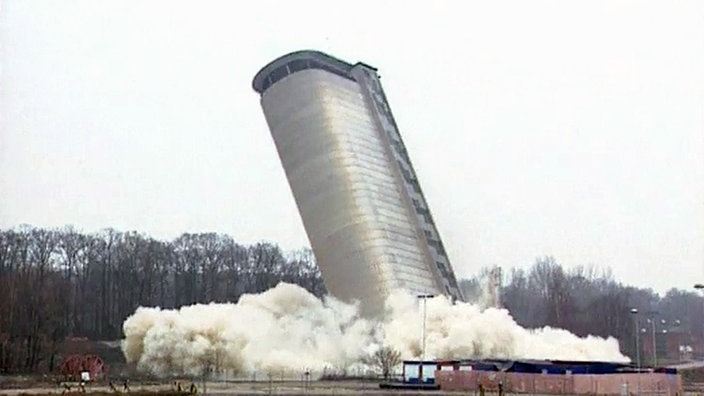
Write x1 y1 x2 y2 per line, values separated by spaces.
0 226 325 373
461 256 704 363
1 227 702 374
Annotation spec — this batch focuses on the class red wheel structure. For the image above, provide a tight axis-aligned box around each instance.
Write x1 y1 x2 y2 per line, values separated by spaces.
58 354 107 381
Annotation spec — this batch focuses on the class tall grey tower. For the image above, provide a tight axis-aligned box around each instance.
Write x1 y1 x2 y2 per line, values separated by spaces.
252 50 463 316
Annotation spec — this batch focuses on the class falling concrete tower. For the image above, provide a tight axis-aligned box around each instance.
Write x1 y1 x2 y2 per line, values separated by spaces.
252 50 463 316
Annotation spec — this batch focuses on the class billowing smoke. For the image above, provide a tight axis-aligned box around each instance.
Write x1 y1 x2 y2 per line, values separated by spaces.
122 283 628 377
381 291 627 362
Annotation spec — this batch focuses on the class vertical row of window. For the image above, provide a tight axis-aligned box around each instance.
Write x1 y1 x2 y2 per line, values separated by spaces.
356 67 463 300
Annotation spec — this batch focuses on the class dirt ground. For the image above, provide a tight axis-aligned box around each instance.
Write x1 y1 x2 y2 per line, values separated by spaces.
0 379 464 395
1 378 700 396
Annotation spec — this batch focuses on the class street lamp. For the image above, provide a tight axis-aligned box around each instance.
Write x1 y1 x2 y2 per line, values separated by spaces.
630 308 641 371
646 315 659 367
417 294 434 362
694 284 704 359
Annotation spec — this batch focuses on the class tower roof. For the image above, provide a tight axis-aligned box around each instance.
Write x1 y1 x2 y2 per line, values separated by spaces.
252 50 376 94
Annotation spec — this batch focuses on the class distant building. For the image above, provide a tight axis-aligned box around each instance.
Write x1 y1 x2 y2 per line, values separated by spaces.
252 50 463 316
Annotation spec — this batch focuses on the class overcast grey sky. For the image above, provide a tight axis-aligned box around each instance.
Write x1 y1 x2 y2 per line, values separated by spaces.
1 0 702 293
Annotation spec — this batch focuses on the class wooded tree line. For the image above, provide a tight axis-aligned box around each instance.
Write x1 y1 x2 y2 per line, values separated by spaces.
1 227 702 374
0 226 325 373
461 257 704 361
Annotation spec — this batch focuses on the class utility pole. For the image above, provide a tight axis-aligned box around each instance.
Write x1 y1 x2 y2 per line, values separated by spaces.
646 310 659 368
694 284 704 359
630 308 640 371
651 318 657 367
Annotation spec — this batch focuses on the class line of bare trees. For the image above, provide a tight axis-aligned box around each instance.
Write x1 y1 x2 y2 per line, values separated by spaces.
2 227 703 374
0 226 325 373
461 256 704 362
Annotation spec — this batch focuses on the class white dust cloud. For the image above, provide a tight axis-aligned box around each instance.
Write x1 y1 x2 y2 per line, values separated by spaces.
122 283 628 377
381 291 627 362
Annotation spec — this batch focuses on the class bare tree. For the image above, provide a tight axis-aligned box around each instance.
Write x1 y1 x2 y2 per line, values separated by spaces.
9 225 702 373
367 346 402 380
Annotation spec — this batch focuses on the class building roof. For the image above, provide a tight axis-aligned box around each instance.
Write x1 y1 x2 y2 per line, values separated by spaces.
251 50 377 94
